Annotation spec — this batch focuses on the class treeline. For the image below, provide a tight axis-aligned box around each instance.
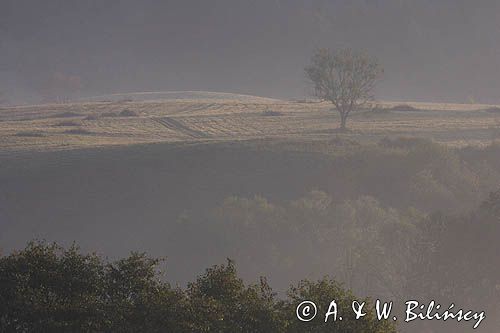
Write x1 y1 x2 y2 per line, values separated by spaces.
166 188 500 332
305 137 500 214
1 190 499 332
0 242 395 332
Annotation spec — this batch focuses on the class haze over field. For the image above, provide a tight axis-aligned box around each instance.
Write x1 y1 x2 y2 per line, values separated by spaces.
2 0 500 104
2 1 500 332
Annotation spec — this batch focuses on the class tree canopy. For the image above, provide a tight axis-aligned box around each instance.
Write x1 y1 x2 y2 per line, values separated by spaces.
305 48 383 129
0 242 396 332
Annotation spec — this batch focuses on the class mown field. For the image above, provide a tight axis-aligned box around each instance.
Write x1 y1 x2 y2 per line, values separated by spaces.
2 92 500 154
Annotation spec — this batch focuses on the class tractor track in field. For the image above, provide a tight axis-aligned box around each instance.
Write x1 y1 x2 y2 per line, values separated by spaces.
155 117 209 139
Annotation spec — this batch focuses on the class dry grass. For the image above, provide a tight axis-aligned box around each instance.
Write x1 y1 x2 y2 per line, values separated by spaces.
1 95 500 154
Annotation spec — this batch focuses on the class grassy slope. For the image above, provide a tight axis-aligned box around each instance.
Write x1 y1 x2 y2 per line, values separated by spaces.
1 97 500 154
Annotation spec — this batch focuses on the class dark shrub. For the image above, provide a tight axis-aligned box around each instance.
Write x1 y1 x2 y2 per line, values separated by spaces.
101 112 118 117
119 109 139 117
53 120 80 127
390 104 421 112
63 128 92 135
52 111 83 118
0 242 187 332
262 109 282 116
84 114 99 120
14 131 45 137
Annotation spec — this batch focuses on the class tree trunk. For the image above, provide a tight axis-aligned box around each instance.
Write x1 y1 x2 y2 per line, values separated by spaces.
339 112 348 130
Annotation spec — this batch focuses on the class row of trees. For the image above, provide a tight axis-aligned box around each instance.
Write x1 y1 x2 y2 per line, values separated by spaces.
166 185 500 332
0 242 395 332
2 188 499 332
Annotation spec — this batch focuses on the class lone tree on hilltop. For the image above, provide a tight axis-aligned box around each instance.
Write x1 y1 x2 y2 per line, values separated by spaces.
305 48 383 130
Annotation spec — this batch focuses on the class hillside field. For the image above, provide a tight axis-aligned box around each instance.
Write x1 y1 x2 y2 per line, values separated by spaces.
2 92 500 154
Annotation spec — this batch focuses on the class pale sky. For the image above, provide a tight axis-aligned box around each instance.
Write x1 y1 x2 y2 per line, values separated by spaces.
2 0 500 103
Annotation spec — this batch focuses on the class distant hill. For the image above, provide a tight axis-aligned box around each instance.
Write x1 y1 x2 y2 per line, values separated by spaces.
79 91 281 103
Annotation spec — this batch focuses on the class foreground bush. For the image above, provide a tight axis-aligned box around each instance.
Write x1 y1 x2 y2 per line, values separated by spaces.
0 243 396 332
0 243 186 332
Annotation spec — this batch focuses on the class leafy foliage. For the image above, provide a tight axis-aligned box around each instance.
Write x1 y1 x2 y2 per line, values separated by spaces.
284 278 396 333
0 242 397 332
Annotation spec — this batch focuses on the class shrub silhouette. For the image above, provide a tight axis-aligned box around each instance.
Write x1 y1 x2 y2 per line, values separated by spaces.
0 242 396 332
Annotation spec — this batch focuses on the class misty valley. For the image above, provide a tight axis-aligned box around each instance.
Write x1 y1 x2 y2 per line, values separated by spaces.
2 1 500 332
1 137 500 332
